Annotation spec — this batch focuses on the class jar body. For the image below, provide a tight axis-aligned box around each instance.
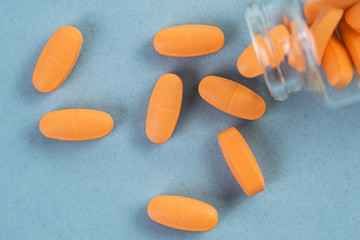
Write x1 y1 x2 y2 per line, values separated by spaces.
244 0 360 108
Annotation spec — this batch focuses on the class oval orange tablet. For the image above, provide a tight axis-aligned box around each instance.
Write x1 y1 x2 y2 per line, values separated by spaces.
147 195 218 231
304 0 358 25
39 109 113 141
33 26 83 93
198 76 266 120
339 20 360 73
153 25 225 57
309 6 343 65
323 35 354 89
237 24 290 78
218 127 265 197
237 43 263 78
146 74 183 144
345 1 360 33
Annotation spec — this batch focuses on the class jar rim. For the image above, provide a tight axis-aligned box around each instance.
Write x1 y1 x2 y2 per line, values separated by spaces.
244 0 322 101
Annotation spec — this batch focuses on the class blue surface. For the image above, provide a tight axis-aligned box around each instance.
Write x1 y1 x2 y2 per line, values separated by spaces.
1 0 360 239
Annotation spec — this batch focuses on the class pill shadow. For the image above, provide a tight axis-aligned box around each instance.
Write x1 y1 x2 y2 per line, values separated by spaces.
73 18 97 59
129 77 158 150
204 131 248 218
235 122 283 185
64 18 98 88
138 39 177 68
139 39 163 64
135 205 202 239
171 68 201 137
161 185 220 206
17 38 47 104
214 18 240 47
27 120 99 156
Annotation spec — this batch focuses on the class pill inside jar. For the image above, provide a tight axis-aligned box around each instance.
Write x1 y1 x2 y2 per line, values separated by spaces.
240 0 360 108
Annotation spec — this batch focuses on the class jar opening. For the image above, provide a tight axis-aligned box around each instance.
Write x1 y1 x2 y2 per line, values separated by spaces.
244 0 322 101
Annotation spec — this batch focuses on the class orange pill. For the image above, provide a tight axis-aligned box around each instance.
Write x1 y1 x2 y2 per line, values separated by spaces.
33 26 83 93
218 127 265 197
146 74 183 144
198 76 266 120
39 109 113 141
147 195 218 231
153 25 225 57
309 6 343 65
323 35 354 89
304 0 358 25
237 24 290 78
237 44 263 78
339 20 360 73
345 1 360 33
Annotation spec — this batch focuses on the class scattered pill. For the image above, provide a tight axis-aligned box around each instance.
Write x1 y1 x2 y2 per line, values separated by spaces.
147 195 218 231
218 127 265 197
237 24 290 78
39 109 113 141
198 76 266 120
304 0 358 25
345 1 360 33
309 6 343 65
323 35 354 89
339 20 360 73
153 25 225 57
146 73 183 144
33 26 83 93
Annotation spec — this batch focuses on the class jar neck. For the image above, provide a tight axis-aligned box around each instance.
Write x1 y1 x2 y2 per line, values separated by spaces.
244 0 322 101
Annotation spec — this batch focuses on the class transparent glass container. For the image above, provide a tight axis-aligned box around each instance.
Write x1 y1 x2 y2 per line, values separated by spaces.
244 0 360 108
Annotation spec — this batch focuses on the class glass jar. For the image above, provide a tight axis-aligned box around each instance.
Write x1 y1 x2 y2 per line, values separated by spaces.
244 0 360 108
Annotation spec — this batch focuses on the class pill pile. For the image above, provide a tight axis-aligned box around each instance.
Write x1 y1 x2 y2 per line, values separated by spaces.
31 0 360 233
145 25 266 231
33 24 266 232
238 0 360 90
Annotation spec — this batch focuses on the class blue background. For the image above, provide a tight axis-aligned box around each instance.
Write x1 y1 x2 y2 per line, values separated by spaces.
1 0 359 239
